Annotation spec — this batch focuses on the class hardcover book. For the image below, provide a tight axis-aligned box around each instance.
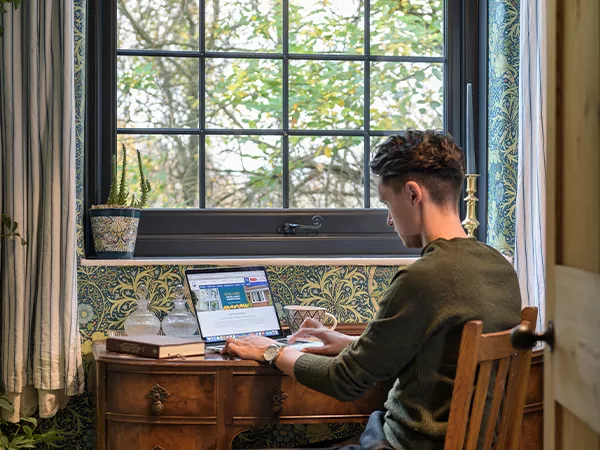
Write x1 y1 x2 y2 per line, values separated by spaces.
106 335 205 358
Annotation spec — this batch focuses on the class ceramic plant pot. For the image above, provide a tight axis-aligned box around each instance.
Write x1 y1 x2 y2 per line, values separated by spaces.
89 207 141 259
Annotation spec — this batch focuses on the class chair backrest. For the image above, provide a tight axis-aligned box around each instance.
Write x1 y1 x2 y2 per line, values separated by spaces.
444 307 538 450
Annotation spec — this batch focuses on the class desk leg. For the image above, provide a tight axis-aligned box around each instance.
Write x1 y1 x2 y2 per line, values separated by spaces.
217 369 233 449
95 361 106 450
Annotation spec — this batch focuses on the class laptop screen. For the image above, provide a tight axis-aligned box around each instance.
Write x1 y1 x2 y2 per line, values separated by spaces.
185 267 283 343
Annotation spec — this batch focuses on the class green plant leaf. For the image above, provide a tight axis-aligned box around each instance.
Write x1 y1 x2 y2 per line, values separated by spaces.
33 429 64 443
1 214 13 230
18 417 36 426
13 443 36 449
0 396 14 414
8 435 25 446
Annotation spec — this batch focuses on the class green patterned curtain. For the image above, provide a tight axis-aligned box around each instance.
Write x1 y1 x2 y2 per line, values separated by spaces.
486 0 520 259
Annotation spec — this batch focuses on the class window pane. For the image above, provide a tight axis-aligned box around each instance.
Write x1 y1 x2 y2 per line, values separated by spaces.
290 136 364 208
370 0 443 56
117 0 200 51
117 135 199 208
369 136 387 209
118 56 199 128
289 0 364 54
205 135 282 208
370 62 443 130
205 59 283 129
206 0 282 53
289 60 363 130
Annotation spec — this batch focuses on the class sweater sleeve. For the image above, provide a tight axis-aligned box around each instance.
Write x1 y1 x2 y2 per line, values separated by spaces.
293 268 436 401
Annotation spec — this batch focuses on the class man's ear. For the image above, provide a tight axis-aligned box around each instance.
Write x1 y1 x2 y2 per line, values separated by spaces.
404 181 422 205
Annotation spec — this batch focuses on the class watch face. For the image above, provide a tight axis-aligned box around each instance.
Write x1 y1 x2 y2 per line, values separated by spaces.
264 345 279 363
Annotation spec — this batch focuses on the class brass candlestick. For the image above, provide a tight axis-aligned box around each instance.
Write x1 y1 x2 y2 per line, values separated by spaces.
462 174 480 239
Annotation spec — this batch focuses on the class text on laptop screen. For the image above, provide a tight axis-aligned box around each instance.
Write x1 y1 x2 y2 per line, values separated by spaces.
187 269 281 342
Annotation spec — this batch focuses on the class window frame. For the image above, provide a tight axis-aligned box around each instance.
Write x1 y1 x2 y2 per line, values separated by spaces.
85 0 486 258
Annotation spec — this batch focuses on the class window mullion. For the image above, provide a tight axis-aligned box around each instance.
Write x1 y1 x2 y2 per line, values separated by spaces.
282 0 290 209
199 0 206 209
364 0 371 209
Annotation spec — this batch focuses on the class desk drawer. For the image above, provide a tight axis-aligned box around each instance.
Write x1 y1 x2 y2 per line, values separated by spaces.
106 372 216 418
107 422 216 450
231 374 388 419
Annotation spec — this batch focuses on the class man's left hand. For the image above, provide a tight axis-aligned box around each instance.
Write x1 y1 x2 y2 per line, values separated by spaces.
220 335 277 362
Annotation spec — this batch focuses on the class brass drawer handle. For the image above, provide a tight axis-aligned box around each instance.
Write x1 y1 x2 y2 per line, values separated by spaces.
153 447 164 450
147 384 170 415
269 389 288 414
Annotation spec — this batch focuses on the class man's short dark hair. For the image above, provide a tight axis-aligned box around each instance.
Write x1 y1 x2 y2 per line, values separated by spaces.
369 130 465 206
369 130 466 207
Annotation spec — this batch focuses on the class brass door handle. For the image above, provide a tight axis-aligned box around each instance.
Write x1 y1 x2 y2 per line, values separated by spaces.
511 321 555 351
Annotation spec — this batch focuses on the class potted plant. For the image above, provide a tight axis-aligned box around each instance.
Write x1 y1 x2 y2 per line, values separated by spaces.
89 143 151 259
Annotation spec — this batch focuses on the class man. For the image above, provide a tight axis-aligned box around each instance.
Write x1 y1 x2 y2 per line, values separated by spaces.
222 130 521 449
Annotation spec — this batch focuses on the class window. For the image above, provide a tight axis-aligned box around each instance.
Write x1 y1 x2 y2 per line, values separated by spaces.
87 0 480 257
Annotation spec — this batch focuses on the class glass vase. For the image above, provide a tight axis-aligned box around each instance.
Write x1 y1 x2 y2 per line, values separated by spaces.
162 284 198 338
123 283 161 336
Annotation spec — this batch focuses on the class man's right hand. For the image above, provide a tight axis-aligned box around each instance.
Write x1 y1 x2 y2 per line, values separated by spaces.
287 318 356 356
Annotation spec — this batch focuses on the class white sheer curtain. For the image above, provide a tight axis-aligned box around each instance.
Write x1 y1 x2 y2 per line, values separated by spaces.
514 0 547 332
0 0 84 421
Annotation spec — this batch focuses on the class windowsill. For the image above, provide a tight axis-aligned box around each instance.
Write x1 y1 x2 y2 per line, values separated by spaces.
80 256 419 267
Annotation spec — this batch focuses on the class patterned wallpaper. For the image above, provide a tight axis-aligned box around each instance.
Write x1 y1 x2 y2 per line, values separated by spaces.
77 264 395 349
37 0 521 448
486 0 520 259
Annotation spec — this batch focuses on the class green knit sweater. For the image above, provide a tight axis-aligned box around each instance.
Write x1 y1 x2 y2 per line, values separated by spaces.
293 238 521 450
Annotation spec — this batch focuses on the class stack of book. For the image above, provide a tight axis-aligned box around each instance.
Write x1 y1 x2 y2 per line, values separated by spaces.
106 335 206 358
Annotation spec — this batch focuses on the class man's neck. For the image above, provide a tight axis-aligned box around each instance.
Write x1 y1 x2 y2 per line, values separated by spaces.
420 207 468 248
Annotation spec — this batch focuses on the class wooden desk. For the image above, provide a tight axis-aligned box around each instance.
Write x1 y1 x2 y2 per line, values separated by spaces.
92 341 390 450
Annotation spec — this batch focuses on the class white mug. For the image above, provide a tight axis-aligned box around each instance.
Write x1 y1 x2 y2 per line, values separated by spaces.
283 305 338 334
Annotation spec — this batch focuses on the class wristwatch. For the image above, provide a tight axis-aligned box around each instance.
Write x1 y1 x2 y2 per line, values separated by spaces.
263 343 283 365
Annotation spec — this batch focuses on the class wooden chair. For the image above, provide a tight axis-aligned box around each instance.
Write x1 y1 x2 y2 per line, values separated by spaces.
444 306 538 450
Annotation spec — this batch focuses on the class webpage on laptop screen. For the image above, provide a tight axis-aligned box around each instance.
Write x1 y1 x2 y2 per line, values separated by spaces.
187 270 280 342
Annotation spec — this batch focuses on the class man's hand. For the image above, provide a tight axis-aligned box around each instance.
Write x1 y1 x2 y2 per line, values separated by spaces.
287 318 356 356
220 335 276 362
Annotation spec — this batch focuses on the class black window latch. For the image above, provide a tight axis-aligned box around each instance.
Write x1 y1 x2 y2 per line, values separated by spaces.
276 215 324 235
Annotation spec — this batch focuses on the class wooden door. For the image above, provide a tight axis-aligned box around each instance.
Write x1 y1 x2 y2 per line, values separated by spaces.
546 0 600 449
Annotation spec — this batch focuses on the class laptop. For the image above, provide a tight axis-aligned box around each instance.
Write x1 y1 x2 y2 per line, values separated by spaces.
184 266 323 353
